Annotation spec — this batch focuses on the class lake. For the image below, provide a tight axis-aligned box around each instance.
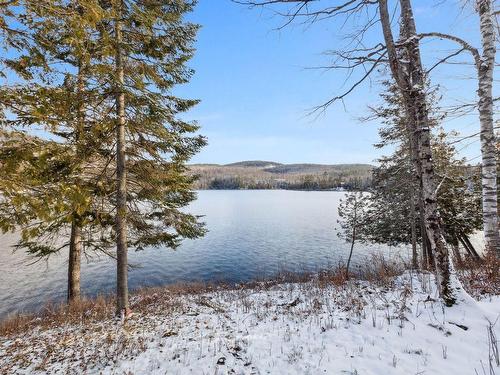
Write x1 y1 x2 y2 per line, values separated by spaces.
0 190 408 317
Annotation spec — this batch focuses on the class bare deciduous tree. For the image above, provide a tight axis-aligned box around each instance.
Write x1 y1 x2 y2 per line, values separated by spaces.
238 0 456 304
418 0 499 257
380 0 454 305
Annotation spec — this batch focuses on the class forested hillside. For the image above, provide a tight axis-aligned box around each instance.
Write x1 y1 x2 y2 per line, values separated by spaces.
189 161 373 190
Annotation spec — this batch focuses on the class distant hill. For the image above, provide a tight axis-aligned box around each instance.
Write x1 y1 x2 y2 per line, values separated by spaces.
262 163 373 175
189 161 373 190
225 160 283 168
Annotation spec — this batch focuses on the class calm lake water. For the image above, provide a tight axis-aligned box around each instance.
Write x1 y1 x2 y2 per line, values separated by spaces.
0 190 408 317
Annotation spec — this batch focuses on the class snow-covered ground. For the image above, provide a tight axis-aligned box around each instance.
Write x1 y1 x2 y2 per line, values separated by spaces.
0 271 499 374
469 230 487 256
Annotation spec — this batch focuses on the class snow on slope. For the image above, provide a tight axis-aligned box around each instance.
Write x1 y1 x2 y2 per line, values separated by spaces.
469 231 487 256
1 272 499 375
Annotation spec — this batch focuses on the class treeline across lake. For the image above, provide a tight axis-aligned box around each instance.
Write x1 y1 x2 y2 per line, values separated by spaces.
189 161 373 190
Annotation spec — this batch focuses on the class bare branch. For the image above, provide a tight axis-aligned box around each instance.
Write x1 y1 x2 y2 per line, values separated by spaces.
426 48 467 74
418 32 481 67
233 0 376 29
310 49 387 113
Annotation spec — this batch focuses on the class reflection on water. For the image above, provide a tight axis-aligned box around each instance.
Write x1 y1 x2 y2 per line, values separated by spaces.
0 190 408 317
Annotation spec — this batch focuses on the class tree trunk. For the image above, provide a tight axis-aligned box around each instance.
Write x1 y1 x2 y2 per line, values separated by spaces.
404 88 420 270
458 235 473 258
425 230 434 266
67 45 86 304
115 0 129 316
476 0 500 257
420 212 428 268
463 235 480 260
346 226 356 279
451 239 463 267
413 143 431 269
409 186 418 269
379 0 455 305
420 214 434 268
400 0 454 305
68 219 82 303
460 233 481 260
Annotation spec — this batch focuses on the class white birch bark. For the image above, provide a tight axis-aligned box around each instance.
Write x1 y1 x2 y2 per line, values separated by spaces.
379 0 455 305
476 0 499 257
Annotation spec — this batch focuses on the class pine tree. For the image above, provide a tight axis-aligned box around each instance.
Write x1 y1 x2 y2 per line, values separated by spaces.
432 129 483 261
0 1 206 312
0 0 116 303
367 81 421 267
0 0 25 57
337 191 369 278
99 0 207 315
364 82 483 267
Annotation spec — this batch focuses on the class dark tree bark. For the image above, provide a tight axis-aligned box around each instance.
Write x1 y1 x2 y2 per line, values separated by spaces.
115 0 129 316
458 233 481 260
404 81 420 270
67 219 82 302
346 219 356 279
409 183 418 268
451 239 463 267
68 51 86 304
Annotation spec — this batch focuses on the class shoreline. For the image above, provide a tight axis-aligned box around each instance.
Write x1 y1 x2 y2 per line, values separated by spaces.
194 187 353 192
0 253 408 321
1 265 499 374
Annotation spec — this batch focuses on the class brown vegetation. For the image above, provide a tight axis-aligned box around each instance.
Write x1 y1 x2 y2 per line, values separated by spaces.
455 252 500 298
0 256 400 338
2 251 495 340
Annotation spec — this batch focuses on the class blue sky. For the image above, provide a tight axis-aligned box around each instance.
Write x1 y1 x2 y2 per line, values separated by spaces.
179 0 495 165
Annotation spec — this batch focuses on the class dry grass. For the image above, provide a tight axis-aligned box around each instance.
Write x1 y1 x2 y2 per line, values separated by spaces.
0 286 185 337
0 260 408 375
2 256 496 375
358 254 406 286
0 295 115 337
0 256 407 338
456 253 500 299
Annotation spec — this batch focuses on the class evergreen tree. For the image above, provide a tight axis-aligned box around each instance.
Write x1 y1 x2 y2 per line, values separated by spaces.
100 0 206 315
432 129 483 261
0 0 116 302
337 191 369 278
0 0 26 58
364 82 483 265
366 81 425 267
0 1 206 312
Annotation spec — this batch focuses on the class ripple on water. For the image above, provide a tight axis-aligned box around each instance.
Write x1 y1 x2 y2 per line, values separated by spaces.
0 190 408 317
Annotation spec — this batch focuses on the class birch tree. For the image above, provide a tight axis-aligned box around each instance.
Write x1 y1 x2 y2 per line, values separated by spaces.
381 0 454 304
238 0 456 305
418 0 499 257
